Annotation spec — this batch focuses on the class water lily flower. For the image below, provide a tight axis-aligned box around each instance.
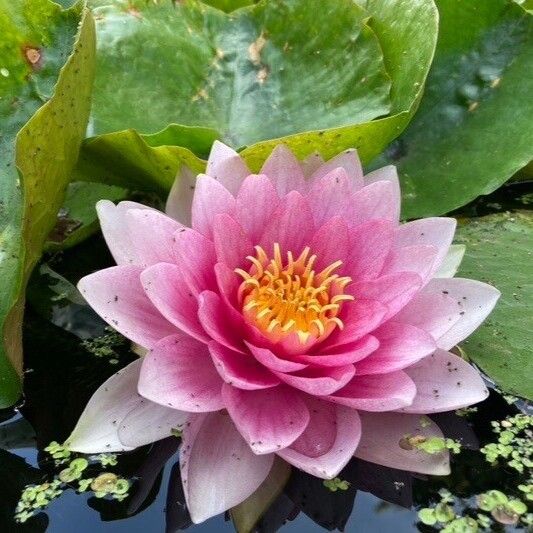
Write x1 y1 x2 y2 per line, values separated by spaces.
66 142 499 523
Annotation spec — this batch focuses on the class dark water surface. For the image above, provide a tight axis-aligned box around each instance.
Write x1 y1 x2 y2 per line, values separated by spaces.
0 182 530 532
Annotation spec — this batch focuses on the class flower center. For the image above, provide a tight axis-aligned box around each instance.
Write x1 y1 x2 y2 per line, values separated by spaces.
235 243 354 344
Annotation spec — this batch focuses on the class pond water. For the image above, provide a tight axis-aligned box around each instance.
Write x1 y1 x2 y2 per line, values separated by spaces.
0 183 531 533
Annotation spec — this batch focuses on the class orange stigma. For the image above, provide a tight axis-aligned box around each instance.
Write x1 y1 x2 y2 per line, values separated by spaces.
235 243 354 344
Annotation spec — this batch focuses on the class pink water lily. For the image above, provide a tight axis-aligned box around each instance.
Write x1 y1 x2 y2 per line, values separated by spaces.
66 141 499 523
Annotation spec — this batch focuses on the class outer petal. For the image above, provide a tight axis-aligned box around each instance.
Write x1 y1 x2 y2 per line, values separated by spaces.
381 244 438 283
305 168 352 227
274 365 355 396
400 349 489 414
180 412 274 524
394 291 462 341
259 191 315 257
96 199 151 265
65 359 139 452
363 165 400 203
301 152 324 178
191 174 236 238
209 342 281 390
125 209 183 267
223 384 310 454
165 165 197 226
260 144 306 195
173 227 217 295
309 149 363 190
78 266 177 349
236 174 279 243
393 218 456 279
205 140 251 195
347 181 400 226
345 219 394 281
141 263 210 343
349 272 423 321
355 322 436 375
326 372 416 411
277 400 361 479
422 278 500 350
354 412 450 475
213 213 253 270
138 335 224 413
118 401 189 448
435 244 466 278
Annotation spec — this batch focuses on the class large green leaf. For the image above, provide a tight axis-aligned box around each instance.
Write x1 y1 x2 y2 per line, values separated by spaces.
75 0 437 191
0 0 95 407
455 211 533 400
375 0 533 219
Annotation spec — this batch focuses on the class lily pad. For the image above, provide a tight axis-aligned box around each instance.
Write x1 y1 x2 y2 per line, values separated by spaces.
74 0 437 191
375 0 533 219
455 211 533 400
0 0 95 407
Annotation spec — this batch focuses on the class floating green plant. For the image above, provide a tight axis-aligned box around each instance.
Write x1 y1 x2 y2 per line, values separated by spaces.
323 478 350 492
81 327 127 365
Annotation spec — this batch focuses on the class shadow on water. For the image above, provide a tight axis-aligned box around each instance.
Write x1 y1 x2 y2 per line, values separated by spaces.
0 183 531 532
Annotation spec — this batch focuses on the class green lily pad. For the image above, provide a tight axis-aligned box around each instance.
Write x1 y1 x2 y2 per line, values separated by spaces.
455 211 533 400
75 0 437 192
375 0 533 219
45 182 127 251
0 0 95 407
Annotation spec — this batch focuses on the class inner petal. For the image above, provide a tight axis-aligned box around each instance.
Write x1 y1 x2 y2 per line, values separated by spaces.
235 243 354 345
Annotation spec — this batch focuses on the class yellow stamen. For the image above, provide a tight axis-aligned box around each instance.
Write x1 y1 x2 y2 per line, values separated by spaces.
235 243 355 344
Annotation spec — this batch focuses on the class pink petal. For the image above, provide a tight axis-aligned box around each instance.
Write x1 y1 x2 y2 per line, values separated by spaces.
274 365 355 396
327 371 416 411
394 291 462 341
260 144 306 195
236 174 279 243
422 278 500 350
180 412 273 524
347 181 400 227
381 244 439 283
77 266 177 349
354 412 450 475
363 165 401 220
393 218 456 279
345 219 394 281
118 401 189 448
65 359 142 453
435 244 465 278
355 322 436 375
323 298 388 350
198 291 247 352
305 168 352 227
209 342 281 390
246 342 308 373
309 149 364 190
310 217 350 271
259 191 315 256
205 140 251 195
191 174 236 239
295 335 379 367
96 199 152 265
141 263 210 343
213 213 253 270
215 262 241 309
278 400 361 479
165 165 197 226
301 152 325 178
401 349 489 413
350 272 423 321
173 227 217 295
138 335 224 412
126 209 183 267
223 384 310 454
